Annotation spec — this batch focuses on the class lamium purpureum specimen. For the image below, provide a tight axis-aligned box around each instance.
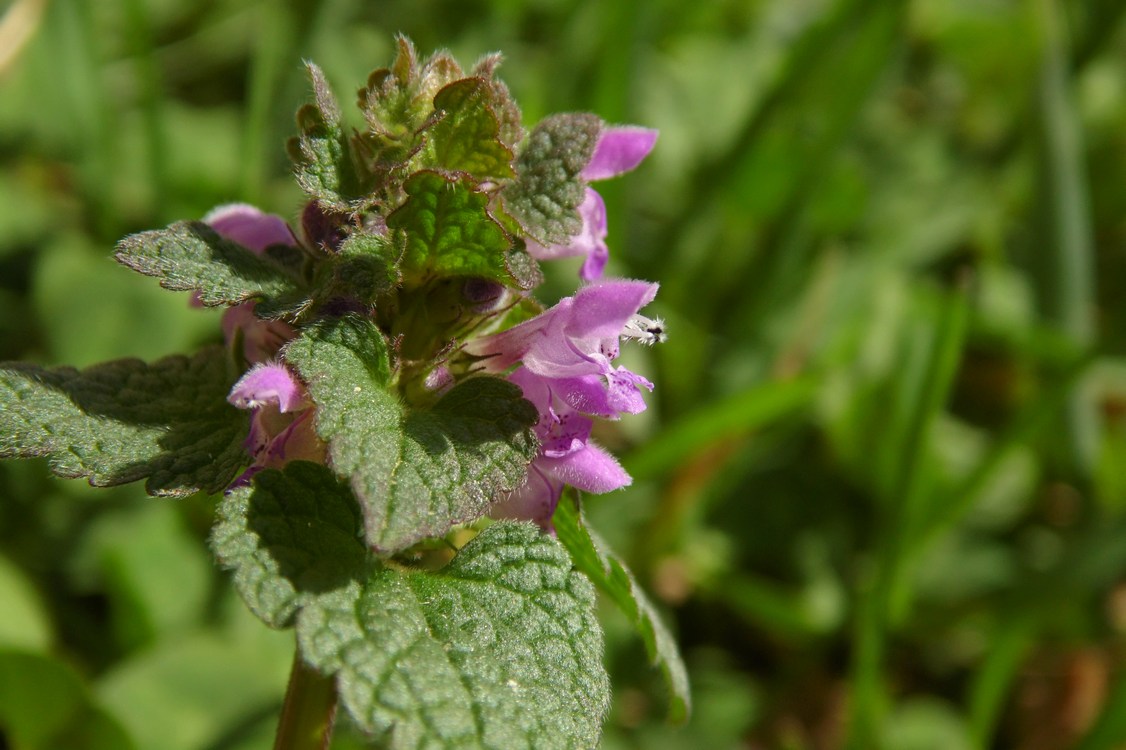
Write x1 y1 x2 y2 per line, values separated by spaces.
0 37 689 749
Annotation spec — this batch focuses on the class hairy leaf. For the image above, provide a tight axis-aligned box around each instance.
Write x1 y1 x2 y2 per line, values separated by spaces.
292 63 369 210
114 221 305 309
359 37 463 139
212 461 368 628
471 55 523 148
298 522 610 749
502 113 601 245
0 347 247 496
554 498 691 723
387 170 514 285
424 78 515 180
284 316 538 553
319 232 400 306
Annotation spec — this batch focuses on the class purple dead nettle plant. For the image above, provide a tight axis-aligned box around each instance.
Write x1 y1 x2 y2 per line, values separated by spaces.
0 38 688 749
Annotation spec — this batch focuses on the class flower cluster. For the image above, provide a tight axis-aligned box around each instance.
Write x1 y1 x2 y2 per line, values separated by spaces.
466 279 661 525
215 123 661 530
167 42 666 542
0 42 689 745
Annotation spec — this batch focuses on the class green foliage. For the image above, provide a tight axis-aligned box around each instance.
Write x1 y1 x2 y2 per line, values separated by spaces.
114 221 306 310
0 650 136 750
296 522 609 749
0 347 247 496
325 233 401 306
424 77 516 179
214 465 611 746
284 316 538 553
554 497 690 724
501 113 601 245
358 38 464 145
212 462 368 628
0 556 52 652
387 171 515 285
95 611 294 750
9 2 1126 749
291 62 370 211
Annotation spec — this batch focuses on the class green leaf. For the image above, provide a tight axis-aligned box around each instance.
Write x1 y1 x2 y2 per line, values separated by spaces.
319 232 401 306
471 55 524 149
114 220 305 310
359 37 464 140
387 170 514 285
0 346 248 496
297 522 609 749
354 40 466 187
291 63 369 211
284 316 538 553
424 77 516 180
212 461 369 628
504 244 544 291
502 113 601 245
554 497 692 723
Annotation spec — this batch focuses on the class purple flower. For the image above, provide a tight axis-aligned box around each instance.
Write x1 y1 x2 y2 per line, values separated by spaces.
525 126 657 281
468 279 663 527
465 279 659 418
220 305 297 366
227 362 325 486
228 361 307 413
490 367 630 527
202 204 299 364
204 203 296 251
581 127 660 182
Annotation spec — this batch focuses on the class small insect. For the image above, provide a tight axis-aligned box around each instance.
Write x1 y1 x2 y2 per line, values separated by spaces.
622 313 667 346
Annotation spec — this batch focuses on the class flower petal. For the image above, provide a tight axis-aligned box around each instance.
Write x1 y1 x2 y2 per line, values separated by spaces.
204 203 296 253
489 464 564 527
465 279 659 385
461 301 560 372
606 368 654 414
509 368 595 451
549 367 652 418
565 280 659 342
509 366 553 412
222 304 297 364
582 126 658 181
228 363 306 412
261 410 325 466
539 441 631 494
549 374 619 418
579 243 609 282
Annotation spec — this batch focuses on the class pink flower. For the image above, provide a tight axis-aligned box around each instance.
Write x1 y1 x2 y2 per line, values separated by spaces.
468 279 662 526
581 127 660 182
204 203 296 251
202 204 299 364
525 126 657 281
490 368 630 528
226 362 325 486
465 279 658 418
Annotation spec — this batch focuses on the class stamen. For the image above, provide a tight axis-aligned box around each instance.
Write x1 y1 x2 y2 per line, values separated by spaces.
622 314 667 346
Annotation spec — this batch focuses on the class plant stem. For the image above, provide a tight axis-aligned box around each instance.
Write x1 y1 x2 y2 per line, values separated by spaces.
274 649 338 750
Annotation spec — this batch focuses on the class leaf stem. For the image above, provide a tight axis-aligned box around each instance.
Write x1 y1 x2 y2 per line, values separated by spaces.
274 649 338 750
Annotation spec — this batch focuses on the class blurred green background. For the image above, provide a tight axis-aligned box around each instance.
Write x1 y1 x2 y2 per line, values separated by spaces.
3 0 1126 747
